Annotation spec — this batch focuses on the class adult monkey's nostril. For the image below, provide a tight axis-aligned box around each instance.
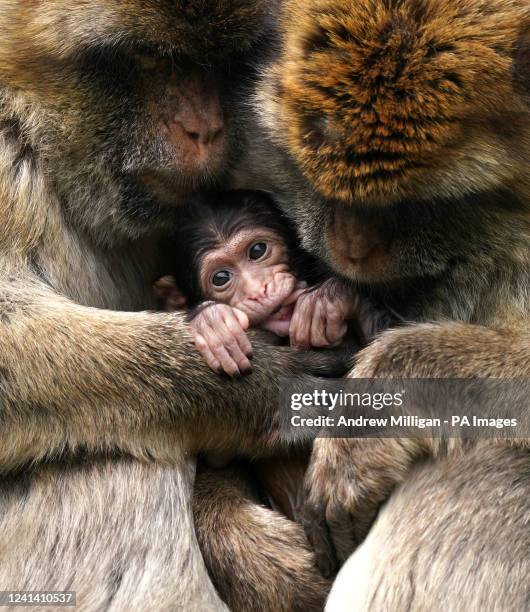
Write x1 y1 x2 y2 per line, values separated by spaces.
180 123 224 147
167 75 226 157
210 127 224 144
186 130 200 143
181 122 225 146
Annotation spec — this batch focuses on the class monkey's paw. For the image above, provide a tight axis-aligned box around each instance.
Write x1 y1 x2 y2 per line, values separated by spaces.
303 436 421 573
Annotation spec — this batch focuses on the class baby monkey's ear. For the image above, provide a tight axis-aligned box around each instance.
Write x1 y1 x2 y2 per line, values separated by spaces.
514 25 530 98
153 276 187 311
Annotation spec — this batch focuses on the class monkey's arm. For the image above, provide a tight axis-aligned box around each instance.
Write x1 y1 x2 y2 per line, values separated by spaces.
350 322 530 379
194 464 330 612
0 275 338 471
304 322 530 567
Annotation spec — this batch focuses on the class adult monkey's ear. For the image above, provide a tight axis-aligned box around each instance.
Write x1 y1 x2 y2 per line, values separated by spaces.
514 23 530 98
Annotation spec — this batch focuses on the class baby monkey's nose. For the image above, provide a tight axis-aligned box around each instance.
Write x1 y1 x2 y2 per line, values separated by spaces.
243 275 268 301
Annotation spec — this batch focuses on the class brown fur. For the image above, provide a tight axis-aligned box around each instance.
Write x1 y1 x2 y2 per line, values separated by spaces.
264 0 530 206
0 2 335 610
327 443 530 611
194 464 330 612
238 0 530 607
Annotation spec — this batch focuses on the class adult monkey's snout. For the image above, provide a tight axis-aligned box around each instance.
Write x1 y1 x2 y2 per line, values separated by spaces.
166 76 226 170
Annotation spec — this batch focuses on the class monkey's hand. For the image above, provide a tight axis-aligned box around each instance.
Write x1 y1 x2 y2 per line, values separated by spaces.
303 323 530 571
153 275 187 311
190 303 253 377
303 437 422 575
289 279 353 349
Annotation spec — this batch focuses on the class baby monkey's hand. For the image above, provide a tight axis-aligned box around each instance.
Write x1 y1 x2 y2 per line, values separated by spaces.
153 275 187 311
289 279 356 349
190 303 252 377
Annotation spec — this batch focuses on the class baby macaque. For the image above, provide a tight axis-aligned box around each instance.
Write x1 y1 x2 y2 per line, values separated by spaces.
156 190 367 376
155 190 388 530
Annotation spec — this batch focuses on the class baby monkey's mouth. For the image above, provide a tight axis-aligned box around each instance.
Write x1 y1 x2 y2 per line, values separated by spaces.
267 303 294 321
239 271 298 331
260 303 295 337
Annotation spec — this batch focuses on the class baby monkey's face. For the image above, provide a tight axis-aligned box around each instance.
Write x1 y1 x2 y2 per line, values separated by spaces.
199 226 297 332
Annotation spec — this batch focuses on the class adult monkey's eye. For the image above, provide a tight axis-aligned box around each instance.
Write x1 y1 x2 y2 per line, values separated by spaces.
249 242 267 260
131 44 170 72
212 270 232 287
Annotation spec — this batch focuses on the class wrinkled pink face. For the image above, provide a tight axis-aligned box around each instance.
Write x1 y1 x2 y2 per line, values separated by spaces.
200 227 297 335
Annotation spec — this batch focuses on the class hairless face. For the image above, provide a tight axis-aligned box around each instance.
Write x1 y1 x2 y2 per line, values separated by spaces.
156 190 360 376
198 226 298 336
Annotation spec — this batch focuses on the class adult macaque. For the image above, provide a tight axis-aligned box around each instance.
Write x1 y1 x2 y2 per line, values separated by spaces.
156 190 378 376
239 0 530 608
0 2 336 610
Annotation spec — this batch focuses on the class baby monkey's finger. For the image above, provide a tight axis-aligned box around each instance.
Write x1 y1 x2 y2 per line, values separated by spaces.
153 275 177 294
323 304 347 345
231 307 250 330
216 323 252 374
283 284 308 307
325 318 348 346
223 336 252 373
154 276 187 310
222 310 253 359
166 290 187 311
211 343 241 377
290 296 313 348
194 333 221 373
310 302 329 348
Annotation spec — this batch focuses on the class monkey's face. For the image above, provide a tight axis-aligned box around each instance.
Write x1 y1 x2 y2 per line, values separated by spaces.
0 0 272 239
199 227 297 332
258 0 530 283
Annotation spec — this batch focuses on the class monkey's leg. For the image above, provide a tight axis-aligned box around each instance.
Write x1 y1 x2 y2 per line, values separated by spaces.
304 322 530 564
0 458 226 612
326 444 530 612
194 465 331 612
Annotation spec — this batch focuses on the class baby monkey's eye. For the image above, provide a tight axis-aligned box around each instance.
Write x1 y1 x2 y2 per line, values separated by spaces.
212 270 232 287
249 242 267 260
